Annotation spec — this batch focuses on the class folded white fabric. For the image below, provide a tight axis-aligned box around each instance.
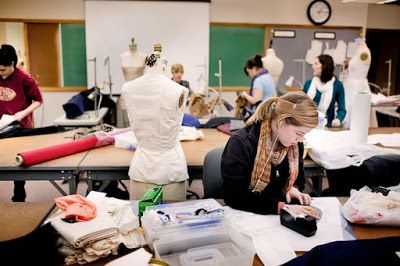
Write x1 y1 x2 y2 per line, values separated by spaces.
179 126 204 141
51 201 119 248
53 191 145 265
305 129 400 169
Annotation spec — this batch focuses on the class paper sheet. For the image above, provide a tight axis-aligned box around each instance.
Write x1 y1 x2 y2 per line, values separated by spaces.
368 134 400 148
253 230 296 266
105 248 152 266
226 197 344 253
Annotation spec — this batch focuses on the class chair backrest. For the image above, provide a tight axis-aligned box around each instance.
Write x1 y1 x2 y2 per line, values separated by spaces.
203 147 225 199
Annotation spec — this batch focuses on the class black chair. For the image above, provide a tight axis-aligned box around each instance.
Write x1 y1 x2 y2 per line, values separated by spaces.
202 147 225 198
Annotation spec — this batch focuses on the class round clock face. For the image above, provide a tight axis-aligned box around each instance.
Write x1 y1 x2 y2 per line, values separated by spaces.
307 0 332 25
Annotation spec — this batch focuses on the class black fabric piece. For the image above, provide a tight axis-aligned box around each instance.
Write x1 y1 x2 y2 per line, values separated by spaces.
283 237 400 266
62 88 117 125
63 93 87 119
221 123 305 215
83 88 117 125
0 120 21 138
201 117 240 128
0 125 64 139
0 223 62 265
324 155 400 196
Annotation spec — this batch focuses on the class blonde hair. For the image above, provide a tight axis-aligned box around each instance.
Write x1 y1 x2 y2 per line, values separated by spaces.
246 91 318 129
171 63 184 73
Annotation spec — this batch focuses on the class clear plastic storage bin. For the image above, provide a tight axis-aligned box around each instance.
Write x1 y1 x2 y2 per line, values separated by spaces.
153 227 255 266
141 199 227 249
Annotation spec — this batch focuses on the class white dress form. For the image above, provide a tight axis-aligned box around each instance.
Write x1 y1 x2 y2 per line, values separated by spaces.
343 40 371 128
262 48 284 85
121 44 189 200
120 39 147 82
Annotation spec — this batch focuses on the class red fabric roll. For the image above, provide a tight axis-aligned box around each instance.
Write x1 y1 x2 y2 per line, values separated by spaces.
17 136 99 167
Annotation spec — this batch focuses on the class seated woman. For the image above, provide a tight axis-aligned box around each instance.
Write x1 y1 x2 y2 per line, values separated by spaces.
303 54 346 128
240 54 276 120
222 91 318 216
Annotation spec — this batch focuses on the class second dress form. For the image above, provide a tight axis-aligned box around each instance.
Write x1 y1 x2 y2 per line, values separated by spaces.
262 48 284 86
343 41 371 128
120 41 147 82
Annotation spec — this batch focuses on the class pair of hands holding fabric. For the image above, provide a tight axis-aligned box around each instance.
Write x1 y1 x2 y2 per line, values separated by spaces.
285 187 320 219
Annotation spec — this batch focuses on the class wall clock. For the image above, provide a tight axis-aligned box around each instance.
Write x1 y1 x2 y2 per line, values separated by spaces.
307 0 332 26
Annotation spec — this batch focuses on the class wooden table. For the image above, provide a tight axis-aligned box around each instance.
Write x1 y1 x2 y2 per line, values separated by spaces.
0 130 86 195
79 129 230 190
1 200 399 266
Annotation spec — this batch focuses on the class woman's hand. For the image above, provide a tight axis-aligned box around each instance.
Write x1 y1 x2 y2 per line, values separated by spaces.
286 186 311 205
331 118 341 127
14 110 27 121
284 204 320 219
240 91 249 100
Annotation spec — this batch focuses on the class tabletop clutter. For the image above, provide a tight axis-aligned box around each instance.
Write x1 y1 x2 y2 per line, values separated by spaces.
45 184 400 266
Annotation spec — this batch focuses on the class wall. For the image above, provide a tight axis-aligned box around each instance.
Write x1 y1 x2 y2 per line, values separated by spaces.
0 0 85 20
210 0 368 28
1 0 399 125
1 0 399 30
367 4 400 30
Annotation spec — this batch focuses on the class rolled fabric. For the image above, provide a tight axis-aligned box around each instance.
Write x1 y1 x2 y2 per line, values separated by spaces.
17 135 104 167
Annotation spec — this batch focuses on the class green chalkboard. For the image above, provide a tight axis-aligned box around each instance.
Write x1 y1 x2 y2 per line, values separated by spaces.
61 23 87 87
209 25 265 87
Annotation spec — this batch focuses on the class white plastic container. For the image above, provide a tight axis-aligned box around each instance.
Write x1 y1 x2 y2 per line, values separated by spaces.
153 227 255 266
141 199 227 250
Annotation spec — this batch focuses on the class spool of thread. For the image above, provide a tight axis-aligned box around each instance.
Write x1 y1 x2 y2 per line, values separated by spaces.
350 93 371 145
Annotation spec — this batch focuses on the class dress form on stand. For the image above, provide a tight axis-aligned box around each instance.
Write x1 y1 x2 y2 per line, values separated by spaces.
262 48 284 85
121 43 189 200
343 39 371 128
120 38 147 82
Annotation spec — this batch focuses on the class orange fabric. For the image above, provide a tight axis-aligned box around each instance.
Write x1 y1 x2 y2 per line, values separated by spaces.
55 194 97 222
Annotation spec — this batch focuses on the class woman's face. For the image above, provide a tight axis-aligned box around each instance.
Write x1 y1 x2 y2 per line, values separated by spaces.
246 67 258 79
278 122 313 147
312 58 322 77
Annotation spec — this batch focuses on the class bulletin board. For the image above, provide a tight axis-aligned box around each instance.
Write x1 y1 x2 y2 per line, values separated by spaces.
209 23 361 91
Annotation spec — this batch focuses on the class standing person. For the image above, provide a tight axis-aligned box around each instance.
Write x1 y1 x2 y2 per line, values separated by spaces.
0 44 43 202
171 63 191 95
241 54 276 119
222 91 319 216
303 54 346 128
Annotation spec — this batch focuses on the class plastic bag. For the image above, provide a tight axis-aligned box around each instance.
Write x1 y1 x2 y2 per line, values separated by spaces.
342 186 400 226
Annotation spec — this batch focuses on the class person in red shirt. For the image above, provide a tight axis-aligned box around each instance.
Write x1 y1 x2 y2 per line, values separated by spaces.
0 44 43 202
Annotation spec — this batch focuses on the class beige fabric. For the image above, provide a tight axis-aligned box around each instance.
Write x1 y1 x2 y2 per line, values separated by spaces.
129 180 187 201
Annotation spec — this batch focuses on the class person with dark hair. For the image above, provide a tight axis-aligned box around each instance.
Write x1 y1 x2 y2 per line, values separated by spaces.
222 91 319 216
0 44 43 202
303 54 346 127
240 54 276 119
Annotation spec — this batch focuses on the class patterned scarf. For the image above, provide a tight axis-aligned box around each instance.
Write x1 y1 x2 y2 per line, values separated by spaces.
249 119 299 193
